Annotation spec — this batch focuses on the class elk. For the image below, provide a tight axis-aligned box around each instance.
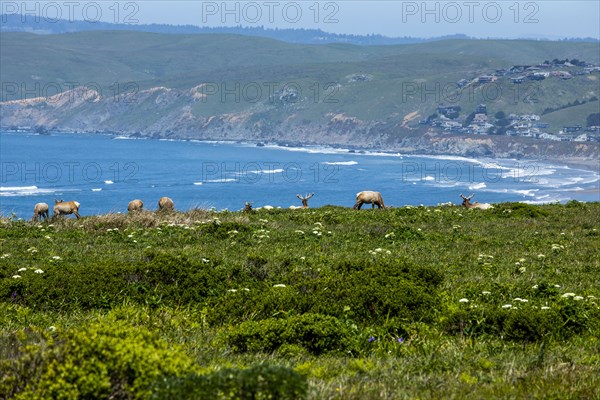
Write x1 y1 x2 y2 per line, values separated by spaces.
127 199 143 212
460 193 493 210
354 191 385 210
296 193 314 209
158 196 174 211
53 199 81 219
32 202 49 222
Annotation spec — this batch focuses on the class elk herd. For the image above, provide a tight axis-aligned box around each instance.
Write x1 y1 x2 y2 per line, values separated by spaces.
31 192 493 221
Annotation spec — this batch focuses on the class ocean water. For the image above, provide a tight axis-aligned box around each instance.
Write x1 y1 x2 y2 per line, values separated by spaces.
1 131 598 218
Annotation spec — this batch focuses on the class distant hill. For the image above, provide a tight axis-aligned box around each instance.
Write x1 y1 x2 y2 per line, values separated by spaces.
1 31 598 160
2 13 599 45
0 13 469 45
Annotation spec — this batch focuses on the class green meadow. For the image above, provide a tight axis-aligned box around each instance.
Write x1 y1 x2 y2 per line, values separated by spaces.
1 202 599 399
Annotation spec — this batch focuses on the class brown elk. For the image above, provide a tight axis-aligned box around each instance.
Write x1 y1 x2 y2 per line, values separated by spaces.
460 193 493 210
296 193 314 209
158 196 174 211
32 202 49 221
127 199 144 212
354 191 385 210
53 199 81 218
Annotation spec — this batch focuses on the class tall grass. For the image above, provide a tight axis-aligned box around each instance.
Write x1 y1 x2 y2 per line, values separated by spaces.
1 202 599 398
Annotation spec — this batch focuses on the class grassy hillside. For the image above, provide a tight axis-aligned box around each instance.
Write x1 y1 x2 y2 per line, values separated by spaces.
540 99 600 131
1 203 599 398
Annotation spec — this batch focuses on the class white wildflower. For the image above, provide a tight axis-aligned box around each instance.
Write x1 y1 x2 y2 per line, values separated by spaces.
519 258 526 263
502 304 512 309
459 298 469 303
385 232 395 238
574 296 584 301
1 254 11 259
12 275 21 279
34 269 44 274
51 256 61 260
518 267 527 273
273 284 286 288
18 267 27 272
541 306 550 310
537 254 545 259
532 285 539 289
562 293 576 298
482 291 491 295
202 258 210 263
227 289 238 293
295 230 305 235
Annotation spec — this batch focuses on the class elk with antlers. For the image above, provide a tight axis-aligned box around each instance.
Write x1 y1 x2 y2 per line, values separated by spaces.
460 193 493 210
296 193 314 209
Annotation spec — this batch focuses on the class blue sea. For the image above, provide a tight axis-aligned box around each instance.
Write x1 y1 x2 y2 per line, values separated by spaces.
1 131 598 218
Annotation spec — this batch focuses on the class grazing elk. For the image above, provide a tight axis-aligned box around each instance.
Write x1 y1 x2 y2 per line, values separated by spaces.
158 196 174 211
53 199 81 219
460 193 493 210
127 199 144 212
290 193 315 210
32 202 49 222
354 191 385 210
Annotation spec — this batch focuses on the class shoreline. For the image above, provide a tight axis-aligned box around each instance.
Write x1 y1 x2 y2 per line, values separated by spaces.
2 128 599 174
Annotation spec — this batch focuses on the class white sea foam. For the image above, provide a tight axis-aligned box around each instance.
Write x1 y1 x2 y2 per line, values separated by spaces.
91 188 102 192
204 178 237 183
104 180 114 184
247 169 285 175
193 182 203 186
113 136 145 140
469 182 487 190
0 186 66 197
322 161 358 166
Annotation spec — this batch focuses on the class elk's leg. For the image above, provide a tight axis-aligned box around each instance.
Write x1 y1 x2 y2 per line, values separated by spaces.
74 211 81 219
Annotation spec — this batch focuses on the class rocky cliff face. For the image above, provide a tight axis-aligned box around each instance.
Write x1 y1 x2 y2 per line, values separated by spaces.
2 85 598 164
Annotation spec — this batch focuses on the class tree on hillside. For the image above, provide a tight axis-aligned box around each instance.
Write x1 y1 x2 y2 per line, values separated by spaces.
587 113 600 127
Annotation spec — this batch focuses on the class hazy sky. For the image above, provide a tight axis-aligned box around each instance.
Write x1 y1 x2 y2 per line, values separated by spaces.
8 1 600 39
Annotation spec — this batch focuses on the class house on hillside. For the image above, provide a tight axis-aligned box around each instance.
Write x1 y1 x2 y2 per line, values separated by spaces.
477 75 495 83
563 125 582 133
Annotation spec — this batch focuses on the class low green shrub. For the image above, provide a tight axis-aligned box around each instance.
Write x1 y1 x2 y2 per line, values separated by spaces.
2 320 193 399
227 313 351 355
